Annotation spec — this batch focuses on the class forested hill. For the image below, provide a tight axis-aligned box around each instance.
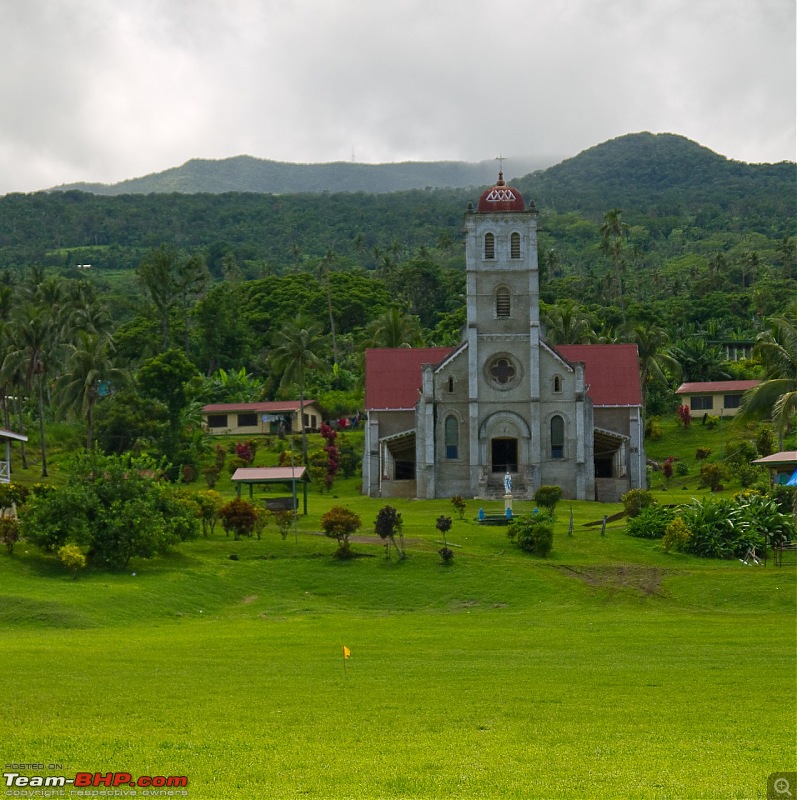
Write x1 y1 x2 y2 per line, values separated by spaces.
516 133 795 223
49 155 549 196
0 132 793 273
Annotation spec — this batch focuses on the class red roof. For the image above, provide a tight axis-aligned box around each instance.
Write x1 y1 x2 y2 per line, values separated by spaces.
476 171 526 213
676 380 759 395
557 344 642 406
202 401 316 413
365 347 455 410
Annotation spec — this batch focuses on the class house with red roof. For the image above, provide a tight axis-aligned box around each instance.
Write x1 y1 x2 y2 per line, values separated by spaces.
201 400 323 436
675 380 759 419
362 172 645 502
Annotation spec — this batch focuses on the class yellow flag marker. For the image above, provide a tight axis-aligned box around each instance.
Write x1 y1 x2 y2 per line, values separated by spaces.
343 645 351 659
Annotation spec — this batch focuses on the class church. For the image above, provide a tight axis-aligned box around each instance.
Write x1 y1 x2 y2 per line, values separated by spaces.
362 172 646 502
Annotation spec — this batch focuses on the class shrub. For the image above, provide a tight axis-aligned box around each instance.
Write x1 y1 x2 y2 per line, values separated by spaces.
698 463 727 492
202 465 220 488
626 505 675 539
621 488 655 517
695 448 712 461
374 505 405 559
755 426 775 458
663 456 675 484
663 517 691 553
768 485 796 515
0 517 20 555
337 435 360 479
436 515 453 548
704 415 719 429
219 498 258 540
438 546 454 564
534 485 562 515
509 513 554 557
677 405 691 427
451 495 467 520
321 506 362 558
645 417 663 440
253 506 269 540
675 461 689 476
273 510 294 540
58 544 87 578
181 463 197 483
195 490 224 537
227 457 248 475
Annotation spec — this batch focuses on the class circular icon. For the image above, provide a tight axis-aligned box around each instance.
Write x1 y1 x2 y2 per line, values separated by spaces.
774 777 791 796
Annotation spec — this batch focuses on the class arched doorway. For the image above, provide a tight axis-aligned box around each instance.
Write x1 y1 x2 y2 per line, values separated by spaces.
491 437 518 473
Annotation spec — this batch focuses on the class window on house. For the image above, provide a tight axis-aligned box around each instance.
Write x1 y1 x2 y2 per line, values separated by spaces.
551 415 564 459
207 414 228 429
448 376 455 393
303 413 310 426
690 396 713 411
723 394 742 409
496 287 511 318
237 413 257 427
484 232 495 259
510 232 521 259
445 416 459 459
553 375 562 393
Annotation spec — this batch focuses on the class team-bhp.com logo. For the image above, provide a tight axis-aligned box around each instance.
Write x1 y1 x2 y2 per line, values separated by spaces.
4 771 188 796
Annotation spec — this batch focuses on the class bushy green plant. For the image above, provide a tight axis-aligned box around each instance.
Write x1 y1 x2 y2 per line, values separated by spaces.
677 498 737 558
645 417 663 440
767 485 796 515
195 490 224 537
626 504 675 539
675 461 689 476
374 505 405 559
451 495 467 520
438 546 454 564
662 517 691 553
272 510 295 540
695 447 712 461
219 498 258 540
534 485 562 515
321 505 362 558
0 517 20 555
698 463 727 492
58 543 86 578
621 488 655 518
509 512 554 557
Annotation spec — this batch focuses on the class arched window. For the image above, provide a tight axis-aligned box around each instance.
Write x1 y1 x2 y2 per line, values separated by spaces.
553 375 562 393
551 415 564 459
496 287 511 318
510 232 521 259
484 232 495 259
445 416 459 459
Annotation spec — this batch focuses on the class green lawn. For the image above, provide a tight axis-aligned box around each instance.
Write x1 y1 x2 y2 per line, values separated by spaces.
2 483 795 799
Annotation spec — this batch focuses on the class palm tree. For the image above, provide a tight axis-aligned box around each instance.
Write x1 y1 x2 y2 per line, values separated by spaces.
600 209 629 324
739 308 797 449
57 332 129 449
542 300 597 345
365 308 423 348
269 317 325 464
3 304 58 477
631 324 682 396
668 338 729 382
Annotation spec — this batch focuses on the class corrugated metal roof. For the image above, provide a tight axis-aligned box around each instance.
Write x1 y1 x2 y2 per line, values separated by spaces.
231 467 309 482
365 347 455 410
676 380 759 394
557 344 643 406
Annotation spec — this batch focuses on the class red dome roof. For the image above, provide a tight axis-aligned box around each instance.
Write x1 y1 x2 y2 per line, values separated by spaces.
476 171 526 212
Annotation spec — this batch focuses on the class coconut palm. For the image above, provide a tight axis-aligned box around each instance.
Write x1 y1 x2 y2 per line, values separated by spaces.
269 317 325 463
739 308 797 448
631 324 682 399
57 332 129 449
365 308 423 349
542 300 597 345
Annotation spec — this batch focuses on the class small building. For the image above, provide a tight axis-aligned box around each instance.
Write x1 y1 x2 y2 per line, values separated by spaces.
675 380 759 418
201 401 323 436
751 451 797 485
0 428 27 484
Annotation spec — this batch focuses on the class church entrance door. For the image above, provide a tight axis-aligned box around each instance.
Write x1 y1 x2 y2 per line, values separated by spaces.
491 438 518 473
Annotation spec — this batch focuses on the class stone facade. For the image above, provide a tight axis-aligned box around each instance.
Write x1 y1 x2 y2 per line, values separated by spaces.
363 174 645 502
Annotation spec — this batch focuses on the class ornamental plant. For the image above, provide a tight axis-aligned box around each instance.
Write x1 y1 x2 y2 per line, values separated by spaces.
450 496 467 520
219 498 258 540
321 505 361 558
436 515 454 564
374 505 405 559
534 485 562 516
58 544 87 579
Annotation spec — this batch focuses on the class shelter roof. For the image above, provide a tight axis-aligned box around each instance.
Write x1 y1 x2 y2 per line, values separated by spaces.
365 347 455 410
676 380 759 395
556 344 642 406
231 467 309 483
751 451 797 467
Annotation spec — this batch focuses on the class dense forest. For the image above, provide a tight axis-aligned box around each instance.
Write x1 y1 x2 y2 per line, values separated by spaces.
0 132 794 478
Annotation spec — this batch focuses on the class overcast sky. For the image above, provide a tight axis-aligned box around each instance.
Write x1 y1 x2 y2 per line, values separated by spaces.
0 0 794 195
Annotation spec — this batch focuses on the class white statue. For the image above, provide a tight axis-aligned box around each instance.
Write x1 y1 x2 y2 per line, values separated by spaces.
504 472 512 494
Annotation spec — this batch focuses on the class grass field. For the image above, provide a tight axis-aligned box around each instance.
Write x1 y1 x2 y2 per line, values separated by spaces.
2 470 795 800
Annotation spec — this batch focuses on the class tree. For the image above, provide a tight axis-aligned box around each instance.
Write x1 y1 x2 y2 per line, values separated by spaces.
631 323 682 397
541 300 596 345
374 505 405 559
20 451 198 569
600 209 629 324
219 498 258 540
365 308 423 348
739 308 797 448
57 331 129 449
669 337 729 382
320 505 361 558
270 316 324 464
